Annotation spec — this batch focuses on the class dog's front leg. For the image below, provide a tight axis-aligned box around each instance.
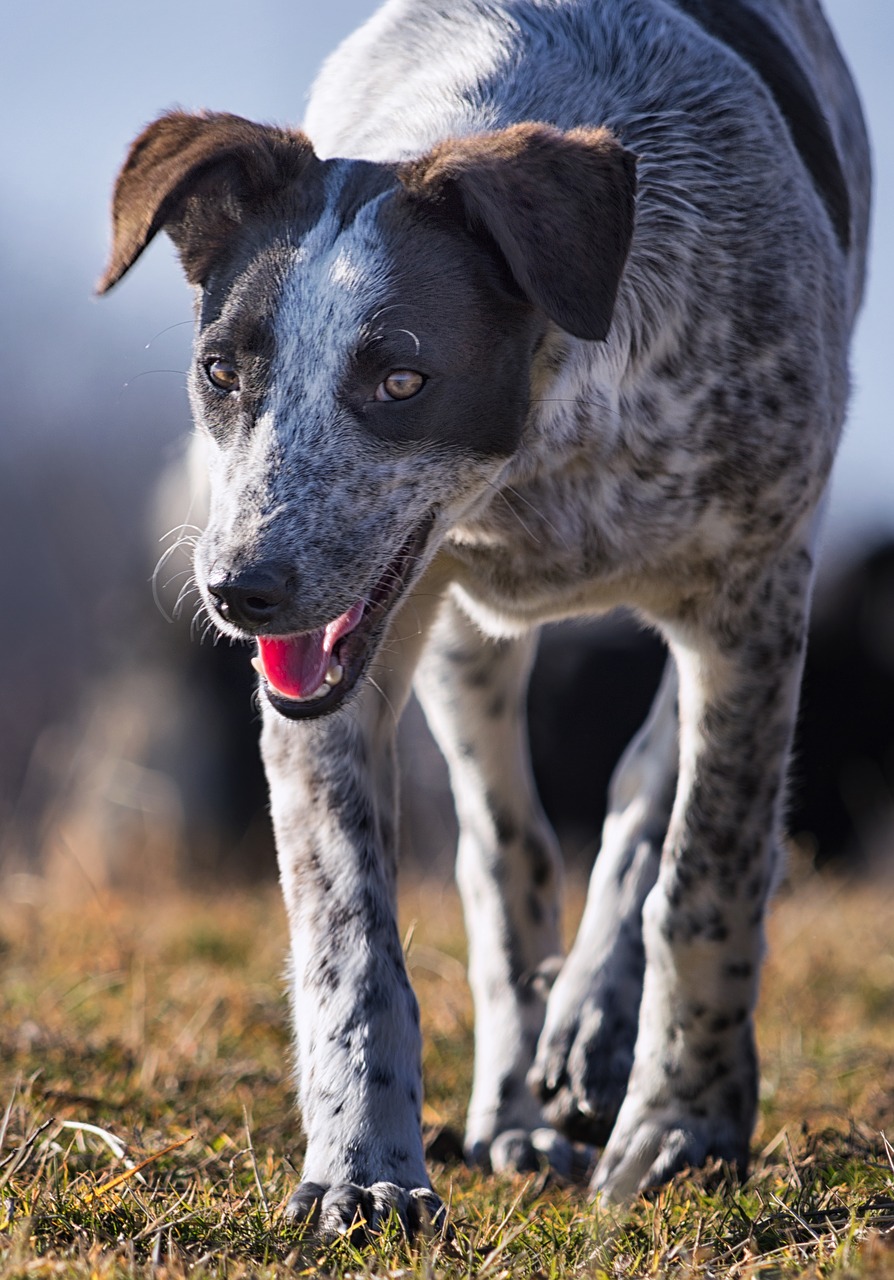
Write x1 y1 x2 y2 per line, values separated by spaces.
593 542 813 1199
414 596 581 1177
261 584 445 1236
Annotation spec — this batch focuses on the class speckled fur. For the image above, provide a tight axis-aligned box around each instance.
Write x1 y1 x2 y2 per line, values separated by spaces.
102 0 870 1226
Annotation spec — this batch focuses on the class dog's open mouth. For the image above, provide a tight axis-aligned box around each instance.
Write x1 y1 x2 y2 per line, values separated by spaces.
251 517 433 720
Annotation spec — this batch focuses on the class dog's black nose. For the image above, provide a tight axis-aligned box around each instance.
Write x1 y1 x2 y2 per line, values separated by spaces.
206 565 292 630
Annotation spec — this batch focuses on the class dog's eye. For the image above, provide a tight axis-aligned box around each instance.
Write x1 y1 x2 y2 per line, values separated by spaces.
205 358 241 393
375 370 425 402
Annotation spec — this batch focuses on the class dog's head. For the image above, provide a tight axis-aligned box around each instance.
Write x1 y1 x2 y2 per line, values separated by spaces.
100 111 635 719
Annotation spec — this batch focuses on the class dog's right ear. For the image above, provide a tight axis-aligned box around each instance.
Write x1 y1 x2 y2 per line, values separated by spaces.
397 123 637 342
97 110 319 294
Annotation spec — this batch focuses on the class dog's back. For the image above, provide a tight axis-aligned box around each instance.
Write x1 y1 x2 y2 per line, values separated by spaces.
307 0 869 315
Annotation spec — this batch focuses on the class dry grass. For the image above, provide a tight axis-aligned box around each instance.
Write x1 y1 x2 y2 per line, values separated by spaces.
1 867 894 1276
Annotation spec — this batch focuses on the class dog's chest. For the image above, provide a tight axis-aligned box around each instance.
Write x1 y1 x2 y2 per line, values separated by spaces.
442 341 830 634
445 423 732 628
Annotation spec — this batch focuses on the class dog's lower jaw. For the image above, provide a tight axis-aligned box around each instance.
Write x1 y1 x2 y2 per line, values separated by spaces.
252 513 437 721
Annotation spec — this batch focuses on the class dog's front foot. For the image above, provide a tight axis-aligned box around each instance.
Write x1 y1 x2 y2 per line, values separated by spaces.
286 1180 445 1240
591 1105 749 1201
589 975 759 1199
467 1127 593 1181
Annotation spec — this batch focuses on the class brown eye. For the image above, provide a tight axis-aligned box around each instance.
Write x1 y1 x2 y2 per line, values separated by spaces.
375 370 425 402
205 358 240 393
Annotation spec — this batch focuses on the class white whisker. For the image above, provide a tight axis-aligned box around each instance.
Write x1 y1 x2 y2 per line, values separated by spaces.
367 676 399 727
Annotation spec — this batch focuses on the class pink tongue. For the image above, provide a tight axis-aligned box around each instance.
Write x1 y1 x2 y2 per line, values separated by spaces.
257 602 365 699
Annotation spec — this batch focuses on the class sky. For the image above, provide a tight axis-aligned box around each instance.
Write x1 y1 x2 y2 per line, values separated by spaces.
1 0 890 560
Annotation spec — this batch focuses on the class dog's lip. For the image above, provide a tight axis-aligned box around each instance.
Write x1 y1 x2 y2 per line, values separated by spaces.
255 515 435 721
254 603 365 702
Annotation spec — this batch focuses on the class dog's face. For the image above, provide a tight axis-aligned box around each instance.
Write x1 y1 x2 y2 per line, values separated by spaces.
100 112 636 719
189 178 543 719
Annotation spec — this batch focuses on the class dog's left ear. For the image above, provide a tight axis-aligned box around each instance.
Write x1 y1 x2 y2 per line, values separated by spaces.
397 123 637 341
97 110 319 294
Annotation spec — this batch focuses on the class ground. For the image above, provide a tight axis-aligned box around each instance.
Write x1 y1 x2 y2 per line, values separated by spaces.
1 866 894 1277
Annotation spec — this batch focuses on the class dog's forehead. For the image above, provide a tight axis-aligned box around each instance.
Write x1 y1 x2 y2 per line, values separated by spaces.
281 171 514 346
200 155 524 435
268 174 397 402
284 178 393 326
211 161 417 377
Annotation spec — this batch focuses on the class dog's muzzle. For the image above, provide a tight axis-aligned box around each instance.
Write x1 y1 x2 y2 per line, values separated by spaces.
213 515 435 721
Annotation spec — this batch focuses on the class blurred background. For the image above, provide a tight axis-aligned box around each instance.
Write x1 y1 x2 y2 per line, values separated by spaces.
0 1 891 892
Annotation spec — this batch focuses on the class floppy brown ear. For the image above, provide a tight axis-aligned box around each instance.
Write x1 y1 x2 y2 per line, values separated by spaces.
97 110 319 294
397 123 637 341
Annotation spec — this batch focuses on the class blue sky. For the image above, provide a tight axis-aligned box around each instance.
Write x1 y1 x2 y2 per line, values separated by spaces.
1 0 889 559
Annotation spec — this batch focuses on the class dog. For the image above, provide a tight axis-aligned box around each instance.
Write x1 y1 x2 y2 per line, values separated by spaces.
99 0 870 1233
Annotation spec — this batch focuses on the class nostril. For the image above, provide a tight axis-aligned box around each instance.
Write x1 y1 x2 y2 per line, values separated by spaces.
244 594 278 614
205 564 293 630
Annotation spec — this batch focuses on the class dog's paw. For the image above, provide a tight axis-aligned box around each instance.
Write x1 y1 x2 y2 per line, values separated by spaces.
286 1180 445 1240
591 1107 749 1201
528 994 637 1146
467 1127 593 1181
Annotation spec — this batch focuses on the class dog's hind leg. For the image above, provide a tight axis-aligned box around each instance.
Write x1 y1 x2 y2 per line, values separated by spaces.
414 595 580 1175
529 659 678 1145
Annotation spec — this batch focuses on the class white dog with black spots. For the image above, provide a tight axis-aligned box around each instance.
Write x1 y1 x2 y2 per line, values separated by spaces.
100 0 870 1236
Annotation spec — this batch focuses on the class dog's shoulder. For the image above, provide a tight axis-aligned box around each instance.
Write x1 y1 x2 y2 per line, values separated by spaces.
305 0 507 162
305 0 864 252
667 0 850 249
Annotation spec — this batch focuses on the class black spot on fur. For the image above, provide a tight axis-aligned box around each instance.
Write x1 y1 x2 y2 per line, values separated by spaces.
488 799 518 845
315 960 341 992
487 692 507 718
693 1039 721 1062
523 831 552 886
498 1075 519 1104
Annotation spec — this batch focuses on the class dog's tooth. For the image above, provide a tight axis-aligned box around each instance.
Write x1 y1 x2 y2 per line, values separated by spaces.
251 656 264 676
325 662 344 687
